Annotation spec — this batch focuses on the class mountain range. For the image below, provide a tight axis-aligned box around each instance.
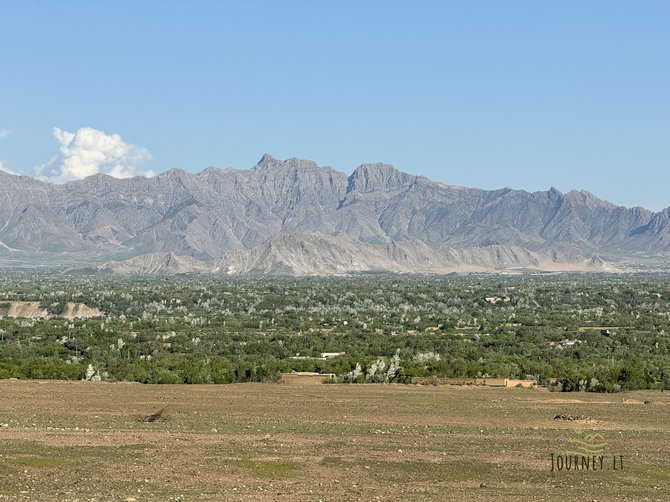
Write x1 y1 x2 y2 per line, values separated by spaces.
1 154 668 273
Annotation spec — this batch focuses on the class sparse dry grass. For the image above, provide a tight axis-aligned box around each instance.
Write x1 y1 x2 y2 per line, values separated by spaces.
0 380 668 501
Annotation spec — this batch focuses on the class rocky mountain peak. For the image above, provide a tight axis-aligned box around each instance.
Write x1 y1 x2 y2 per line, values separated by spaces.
253 154 327 175
347 162 416 193
256 153 278 166
158 167 189 179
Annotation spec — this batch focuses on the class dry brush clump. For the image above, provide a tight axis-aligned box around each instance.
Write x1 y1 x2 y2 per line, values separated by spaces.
138 407 167 423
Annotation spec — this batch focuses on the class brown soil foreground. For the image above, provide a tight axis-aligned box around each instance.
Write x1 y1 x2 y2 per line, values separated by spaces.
0 380 668 501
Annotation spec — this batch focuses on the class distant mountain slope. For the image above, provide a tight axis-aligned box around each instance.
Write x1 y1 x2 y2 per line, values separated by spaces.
1 155 668 263
78 232 616 276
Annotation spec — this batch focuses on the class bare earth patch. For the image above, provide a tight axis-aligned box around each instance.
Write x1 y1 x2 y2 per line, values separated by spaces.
0 381 668 501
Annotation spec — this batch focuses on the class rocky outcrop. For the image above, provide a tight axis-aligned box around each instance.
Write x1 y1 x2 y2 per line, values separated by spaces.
0 300 103 319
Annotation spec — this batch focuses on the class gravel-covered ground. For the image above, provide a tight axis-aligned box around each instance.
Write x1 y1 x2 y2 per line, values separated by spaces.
0 380 668 501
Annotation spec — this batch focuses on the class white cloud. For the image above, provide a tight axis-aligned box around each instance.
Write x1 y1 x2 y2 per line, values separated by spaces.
0 129 11 139
36 127 152 182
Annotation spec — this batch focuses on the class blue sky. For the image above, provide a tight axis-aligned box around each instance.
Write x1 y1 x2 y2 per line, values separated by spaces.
1 1 669 210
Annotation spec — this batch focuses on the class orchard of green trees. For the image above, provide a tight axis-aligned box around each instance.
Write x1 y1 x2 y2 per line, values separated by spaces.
0 270 668 391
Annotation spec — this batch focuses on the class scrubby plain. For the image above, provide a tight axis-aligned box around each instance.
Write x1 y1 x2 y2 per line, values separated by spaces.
0 380 668 501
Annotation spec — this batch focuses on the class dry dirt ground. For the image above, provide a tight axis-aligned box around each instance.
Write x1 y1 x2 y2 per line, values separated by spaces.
0 380 668 501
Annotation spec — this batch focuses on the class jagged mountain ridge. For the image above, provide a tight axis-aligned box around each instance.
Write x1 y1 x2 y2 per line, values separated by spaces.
77 232 615 276
0 154 667 261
